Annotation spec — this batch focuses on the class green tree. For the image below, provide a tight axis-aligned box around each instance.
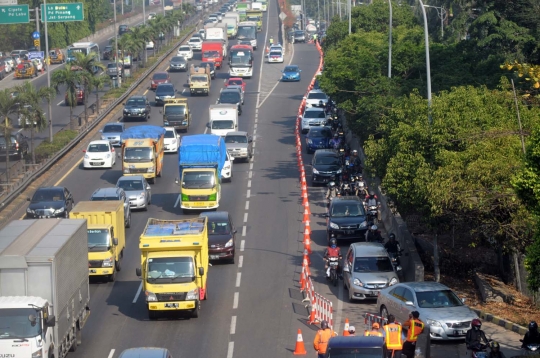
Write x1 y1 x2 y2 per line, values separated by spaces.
89 74 111 111
0 89 21 183
71 51 106 123
51 64 84 130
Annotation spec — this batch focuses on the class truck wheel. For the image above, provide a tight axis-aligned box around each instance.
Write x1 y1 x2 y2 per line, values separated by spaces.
76 325 82 345
115 259 121 272
148 308 158 320
191 305 199 318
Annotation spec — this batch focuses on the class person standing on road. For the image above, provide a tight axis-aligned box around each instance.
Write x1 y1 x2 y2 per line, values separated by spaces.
364 322 383 337
313 320 337 358
383 315 404 358
402 311 424 358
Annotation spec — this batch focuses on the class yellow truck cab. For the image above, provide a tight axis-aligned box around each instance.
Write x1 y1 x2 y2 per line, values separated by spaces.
120 125 165 184
246 10 262 31
161 98 191 132
70 201 126 282
135 217 209 319
188 64 211 96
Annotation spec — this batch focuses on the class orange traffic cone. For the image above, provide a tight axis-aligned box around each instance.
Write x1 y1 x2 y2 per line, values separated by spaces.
304 200 311 215
293 329 307 355
303 248 311 265
299 270 306 291
343 318 350 336
303 231 312 254
302 208 310 223
304 221 311 235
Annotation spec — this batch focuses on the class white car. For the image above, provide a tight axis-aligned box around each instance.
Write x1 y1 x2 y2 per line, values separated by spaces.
304 89 329 107
163 127 180 153
148 12 156 20
208 16 218 24
268 50 284 63
83 140 116 169
301 107 327 134
177 45 193 60
188 37 203 50
146 41 155 50
221 151 234 182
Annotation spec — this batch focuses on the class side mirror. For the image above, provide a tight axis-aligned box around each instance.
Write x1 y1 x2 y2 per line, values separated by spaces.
82 150 86 153
323 213 329 217
461 297 466 303
135 268 142 276
233 229 237 234
175 177 179 185
230 157 235 161
405 301 415 307
113 237 119 246
199 266 204 276
45 315 56 327
303 96 306 100
396 266 402 271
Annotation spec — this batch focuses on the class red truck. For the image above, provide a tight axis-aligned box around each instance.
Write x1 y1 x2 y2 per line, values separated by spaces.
202 41 224 69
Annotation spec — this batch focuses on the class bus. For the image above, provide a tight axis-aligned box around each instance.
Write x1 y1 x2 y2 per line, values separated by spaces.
229 44 253 78
259 0 267 11
67 42 99 62
237 22 258 50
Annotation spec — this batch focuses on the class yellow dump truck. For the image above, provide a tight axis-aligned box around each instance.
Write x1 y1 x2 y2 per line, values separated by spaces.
246 10 263 31
69 201 126 282
135 217 209 319
120 125 165 184
188 64 211 96
49 48 65 64
15 60 37 78
161 98 191 132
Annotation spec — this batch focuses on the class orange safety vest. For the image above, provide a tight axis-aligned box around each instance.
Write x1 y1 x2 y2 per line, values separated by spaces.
313 329 336 354
404 319 424 342
364 330 383 337
384 323 403 350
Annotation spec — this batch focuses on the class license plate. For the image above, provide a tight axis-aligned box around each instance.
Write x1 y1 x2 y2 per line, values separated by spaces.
369 291 378 296
209 255 220 260
329 262 338 266
346 230 354 235
165 303 179 308
89 269 97 273
192 202 207 207
39 216 50 219
453 330 465 335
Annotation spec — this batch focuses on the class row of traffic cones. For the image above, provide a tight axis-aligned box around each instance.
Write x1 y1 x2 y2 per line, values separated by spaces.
293 318 354 355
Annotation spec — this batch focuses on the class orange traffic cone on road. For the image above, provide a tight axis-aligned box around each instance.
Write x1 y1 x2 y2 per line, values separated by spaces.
304 200 311 215
302 208 310 223
303 248 311 265
343 318 350 336
293 329 307 355
304 220 311 235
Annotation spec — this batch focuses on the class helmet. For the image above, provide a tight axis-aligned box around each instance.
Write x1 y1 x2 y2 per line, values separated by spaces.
369 190 375 197
491 341 500 351
321 320 328 329
471 318 482 330
328 181 336 188
348 326 356 333
371 225 378 231
372 322 380 329
330 238 337 248
389 233 396 241
352 150 358 155
334 133 338 138
529 321 538 332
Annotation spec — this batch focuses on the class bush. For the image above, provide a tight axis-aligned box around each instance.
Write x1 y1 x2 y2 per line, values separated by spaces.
525 231 540 296
35 130 78 162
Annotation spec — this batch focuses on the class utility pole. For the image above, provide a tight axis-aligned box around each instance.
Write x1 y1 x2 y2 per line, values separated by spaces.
42 1 53 142
388 0 392 78
348 0 351 34
143 0 146 24
114 0 119 88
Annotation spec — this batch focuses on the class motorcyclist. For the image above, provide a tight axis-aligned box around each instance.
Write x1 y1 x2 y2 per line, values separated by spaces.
324 236 342 278
521 321 540 349
318 100 325 108
354 175 369 197
465 319 490 352
384 233 401 254
330 133 341 150
488 341 506 358
350 150 362 173
365 224 383 243
365 191 378 209
326 181 338 205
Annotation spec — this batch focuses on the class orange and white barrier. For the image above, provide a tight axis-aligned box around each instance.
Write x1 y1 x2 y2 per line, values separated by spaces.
364 313 388 333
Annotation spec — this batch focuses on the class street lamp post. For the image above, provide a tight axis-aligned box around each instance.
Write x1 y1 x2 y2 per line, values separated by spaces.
424 5 447 38
418 0 432 111
387 0 392 78
43 0 53 141
114 0 119 88
348 0 351 34
143 0 146 24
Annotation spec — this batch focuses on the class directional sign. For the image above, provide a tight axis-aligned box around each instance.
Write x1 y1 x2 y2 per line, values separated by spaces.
279 11 286 21
0 5 29 24
41 3 84 22
32 31 40 39
0 0 18 5
33 39 40 48
28 51 44 59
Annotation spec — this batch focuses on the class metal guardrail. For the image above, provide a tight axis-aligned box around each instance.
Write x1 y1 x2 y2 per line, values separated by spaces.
0 16 200 212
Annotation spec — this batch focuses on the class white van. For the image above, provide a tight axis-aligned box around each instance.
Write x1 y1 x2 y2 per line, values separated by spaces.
207 104 238 137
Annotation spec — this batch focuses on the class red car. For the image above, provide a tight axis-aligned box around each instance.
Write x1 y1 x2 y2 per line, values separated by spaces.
65 84 85 105
226 78 246 93
150 71 170 90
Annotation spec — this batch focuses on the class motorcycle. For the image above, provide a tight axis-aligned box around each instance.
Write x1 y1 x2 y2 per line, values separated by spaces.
341 182 352 196
388 250 404 271
520 339 540 355
355 180 368 199
326 256 339 287
366 202 381 224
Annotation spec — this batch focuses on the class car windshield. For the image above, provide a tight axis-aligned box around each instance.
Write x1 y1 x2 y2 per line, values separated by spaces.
87 143 109 152
353 257 393 273
228 79 243 86
270 51 281 56
207 220 231 235
87 228 111 252
314 155 339 165
309 129 331 138
212 120 234 129
103 125 123 133
331 203 365 217
156 86 174 95
328 348 383 357
191 75 208 83
308 92 327 100
32 189 64 202
171 56 186 62
190 38 201 43
117 179 144 191
153 73 168 80
179 46 190 51
284 67 298 72
165 130 176 138
295 31 304 35
182 171 215 189
416 289 464 308
220 92 240 102
0 308 42 339
124 147 153 162
126 98 145 106
147 257 195 283
225 135 247 143
304 110 325 119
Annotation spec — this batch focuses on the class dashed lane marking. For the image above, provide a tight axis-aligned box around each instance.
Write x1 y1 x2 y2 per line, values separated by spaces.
227 342 234 358
242 226 247 236
233 292 239 309
238 255 243 268
132 282 143 303
235 272 242 287
243 212 248 223
108 349 115 358
247 180 251 188
240 240 245 251
174 194 181 208
230 316 237 334
246 189 251 198
245 201 249 210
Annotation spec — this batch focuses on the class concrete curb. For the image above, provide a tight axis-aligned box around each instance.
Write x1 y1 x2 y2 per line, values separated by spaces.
473 309 528 335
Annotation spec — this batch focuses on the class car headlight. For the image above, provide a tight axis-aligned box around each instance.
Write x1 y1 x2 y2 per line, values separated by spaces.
312 168 319 174
186 288 199 300
32 350 43 358
27 208 35 213
225 238 234 248
224 164 230 170
139 192 146 199
389 277 398 286
426 319 442 327
145 291 157 302
171 139 177 144
124 169 129 173
336 169 342 174
101 136 106 140
54 207 65 214
102 256 115 267
84 154 89 159
147 167 154 173
307 139 312 144
353 278 363 287
359 221 368 228
329 222 339 230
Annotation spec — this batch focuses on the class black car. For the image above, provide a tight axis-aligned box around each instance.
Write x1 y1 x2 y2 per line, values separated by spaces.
169 56 188 72
326 196 368 241
26 186 74 219
311 149 341 185
123 95 151 121
294 30 306 43
199 211 237 264
0 134 29 160
154 83 176 106
118 25 130 36
102 45 113 60
327 336 386 357
199 62 215 79
218 89 242 115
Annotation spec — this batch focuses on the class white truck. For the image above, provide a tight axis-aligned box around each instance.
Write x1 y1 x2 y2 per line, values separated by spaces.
206 24 229 57
223 16 238 38
225 12 240 23
0 219 90 358
252 2 262 11
207 104 239 136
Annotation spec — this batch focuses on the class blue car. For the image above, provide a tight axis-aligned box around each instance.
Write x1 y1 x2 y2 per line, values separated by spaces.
305 126 332 154
281 65 301 82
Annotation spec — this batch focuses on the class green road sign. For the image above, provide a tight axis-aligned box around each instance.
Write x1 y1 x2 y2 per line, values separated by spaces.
41 3 84 22
0 5 30 24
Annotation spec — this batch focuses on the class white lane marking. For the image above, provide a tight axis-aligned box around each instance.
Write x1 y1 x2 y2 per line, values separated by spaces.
227 341 234 358
108 349 115 358
242 226 247 236
249 163 253 170
240 240 245 251
235 272 242 287
247 180 251 188
243 212 248 222
181 88 186 95
248 171 252 179
335 276 344 334
246 189 251 198
132 282 143 303
238 255 243 268
17 128 23 133
256 11 271 108
233 292 239 309
204 126 208 134
245 201 249 210
174 194 181 208
56 100 63 106
254 123 257 130
255 108 258 115
230 316 237 334
252 141 256 149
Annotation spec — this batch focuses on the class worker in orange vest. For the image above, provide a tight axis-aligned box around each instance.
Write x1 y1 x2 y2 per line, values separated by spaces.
313 320 337 358
364 322 383 337
402 311 425 358
383 314 404 358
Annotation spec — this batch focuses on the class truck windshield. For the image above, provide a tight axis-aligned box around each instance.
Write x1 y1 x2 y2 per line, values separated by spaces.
147 257 195 283
87 228 111 252
0 308 41 339
165 106 185 115
203 51 220 59
124 147 153 162
182 171 215 189
327 348 383 357
237 26 256 40
212 120 234 129
191 75 207 83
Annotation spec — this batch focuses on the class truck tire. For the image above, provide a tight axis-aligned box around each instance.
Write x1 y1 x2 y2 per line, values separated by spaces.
115 259 121 272
191 306 199 318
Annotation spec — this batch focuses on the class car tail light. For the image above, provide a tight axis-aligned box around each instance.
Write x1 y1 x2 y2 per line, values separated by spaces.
15 141 19 150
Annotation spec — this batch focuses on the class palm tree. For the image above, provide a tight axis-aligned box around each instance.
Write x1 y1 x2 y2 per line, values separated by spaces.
71 52 106 124
0 89 21 183
88 74 111 112
125 27 147 68
51 64 84 130
15 81 56 164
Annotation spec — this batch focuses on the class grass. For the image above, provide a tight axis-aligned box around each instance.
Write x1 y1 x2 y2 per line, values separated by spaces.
34 130 79 162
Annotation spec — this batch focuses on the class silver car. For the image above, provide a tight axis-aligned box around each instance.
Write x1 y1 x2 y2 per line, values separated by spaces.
90 187 131 228
224 131 253 162
377 282 478 340
343 242 400 301
100 123 125 146
116 175 151 211
226 85 244 104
